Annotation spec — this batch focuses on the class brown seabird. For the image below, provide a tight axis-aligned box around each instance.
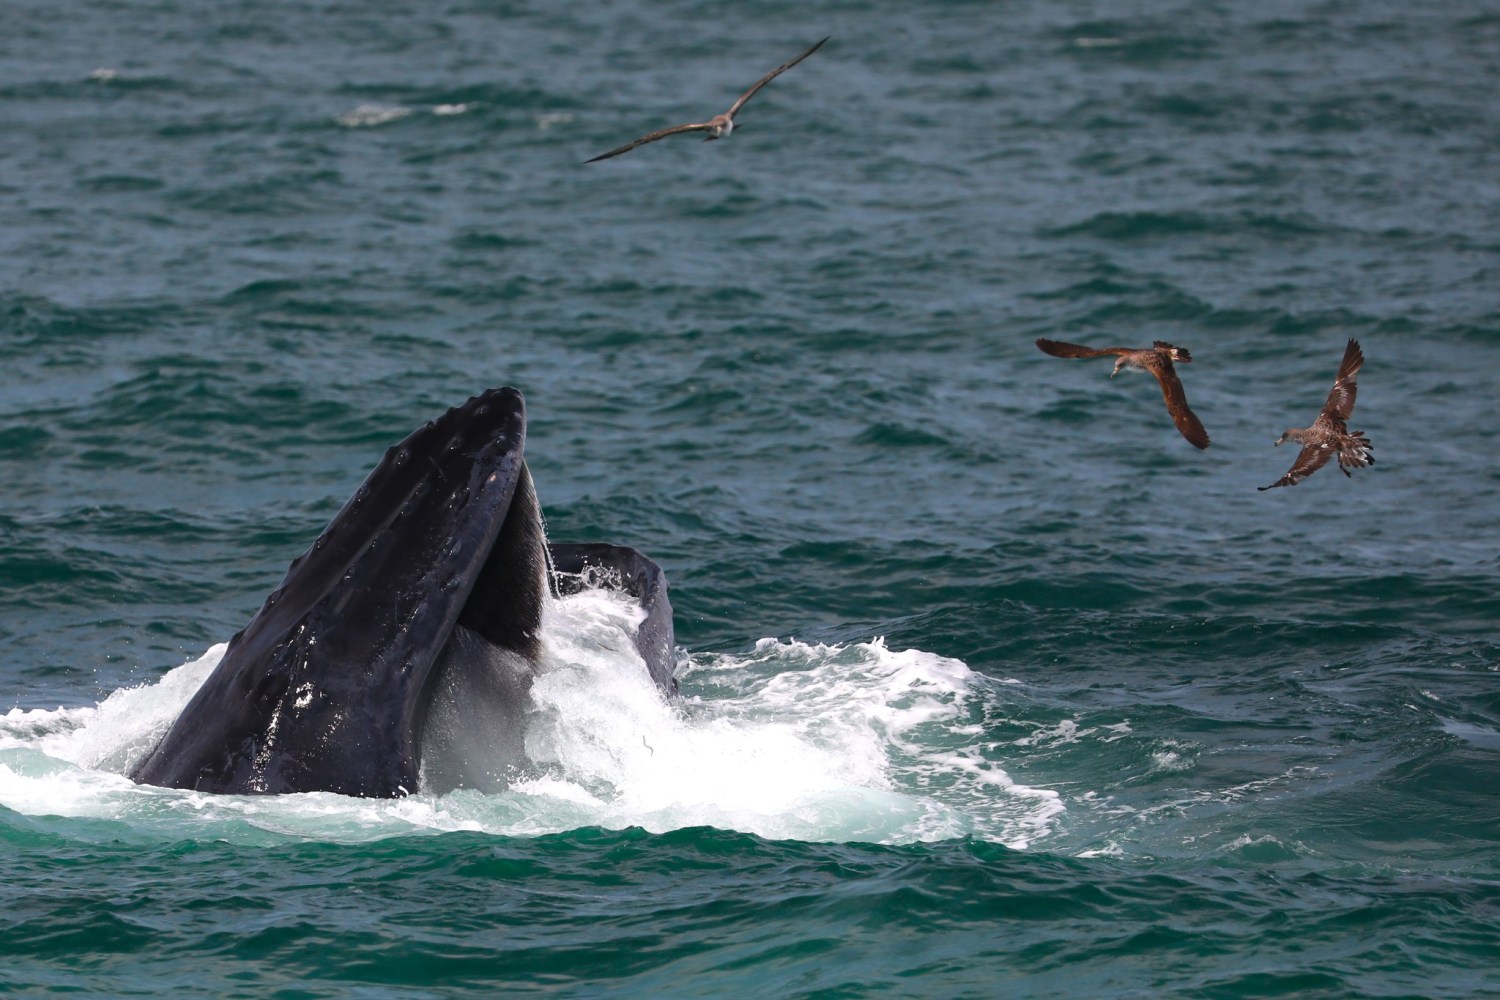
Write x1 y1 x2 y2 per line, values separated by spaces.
1035 338 1211 449
585 37 829 163
1258 338 1374 491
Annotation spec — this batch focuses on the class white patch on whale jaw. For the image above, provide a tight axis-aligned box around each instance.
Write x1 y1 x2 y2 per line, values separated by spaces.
416 624 536 794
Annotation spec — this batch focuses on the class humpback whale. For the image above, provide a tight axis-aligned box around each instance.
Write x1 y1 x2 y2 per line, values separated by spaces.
128 387 675 797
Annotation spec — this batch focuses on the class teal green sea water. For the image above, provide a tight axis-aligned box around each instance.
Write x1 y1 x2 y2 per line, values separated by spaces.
4 1 1499 995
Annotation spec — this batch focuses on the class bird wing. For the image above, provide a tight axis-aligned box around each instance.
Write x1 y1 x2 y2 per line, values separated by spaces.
1321 338 1364 422
1151 340 1191 362
1258 440 1335 490
1152 363 1210 449
726 36 829 117
1035 338 1131 359
585 121 714 162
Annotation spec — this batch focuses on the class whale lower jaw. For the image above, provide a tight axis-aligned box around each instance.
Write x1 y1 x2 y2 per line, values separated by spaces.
416 625 535 794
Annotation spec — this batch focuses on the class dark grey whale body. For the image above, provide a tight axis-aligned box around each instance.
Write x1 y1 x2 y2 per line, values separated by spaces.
129 387 675 797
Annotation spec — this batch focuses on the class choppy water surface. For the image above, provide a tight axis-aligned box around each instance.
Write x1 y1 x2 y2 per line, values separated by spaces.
3 0 1499 995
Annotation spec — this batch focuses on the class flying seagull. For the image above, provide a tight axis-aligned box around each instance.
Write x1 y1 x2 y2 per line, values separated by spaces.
585 37 829 163
1258 338 1373 491
1036 338 1211 449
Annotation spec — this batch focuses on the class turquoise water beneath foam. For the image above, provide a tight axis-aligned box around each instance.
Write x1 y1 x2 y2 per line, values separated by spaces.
3 1 1499 995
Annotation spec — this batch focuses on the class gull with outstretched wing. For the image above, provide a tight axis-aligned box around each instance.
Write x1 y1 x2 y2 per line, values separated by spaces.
1259 338 1374 490
586 37 828 163
1036 338 1211 449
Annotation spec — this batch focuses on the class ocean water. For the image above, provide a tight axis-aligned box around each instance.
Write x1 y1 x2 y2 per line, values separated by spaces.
3 0 1499 995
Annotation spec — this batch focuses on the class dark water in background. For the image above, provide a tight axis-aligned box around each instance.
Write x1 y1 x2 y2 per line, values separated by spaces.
4 0 1500 995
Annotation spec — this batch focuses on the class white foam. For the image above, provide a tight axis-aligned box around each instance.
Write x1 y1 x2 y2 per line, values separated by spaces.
335 104 415 128
0 593 1065 847
334 103 479 128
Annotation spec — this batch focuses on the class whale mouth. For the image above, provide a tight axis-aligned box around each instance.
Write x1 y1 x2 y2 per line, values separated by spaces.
128 388 675 798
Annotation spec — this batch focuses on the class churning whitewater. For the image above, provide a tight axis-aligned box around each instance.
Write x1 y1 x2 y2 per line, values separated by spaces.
1 588 1061 847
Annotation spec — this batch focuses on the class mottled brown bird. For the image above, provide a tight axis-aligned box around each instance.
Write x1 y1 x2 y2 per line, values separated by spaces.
585 37 828 163
1258 338 1374 491
1036 338 1211 449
